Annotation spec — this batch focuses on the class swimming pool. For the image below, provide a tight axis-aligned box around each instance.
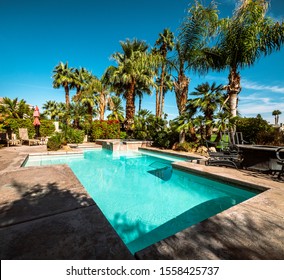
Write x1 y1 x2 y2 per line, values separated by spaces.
24 149 260 254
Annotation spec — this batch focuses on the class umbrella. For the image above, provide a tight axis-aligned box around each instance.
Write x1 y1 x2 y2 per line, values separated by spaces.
33 106 41 137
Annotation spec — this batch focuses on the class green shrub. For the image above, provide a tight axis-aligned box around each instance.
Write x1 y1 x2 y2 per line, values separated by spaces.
91 120 120 140
2 118 55 138
3 118 34 138
152 129 179 149
47 133 62 151
65 128 85 144
39 120 55 137
120 131 127 139
174 142 195 152
236 117 273 144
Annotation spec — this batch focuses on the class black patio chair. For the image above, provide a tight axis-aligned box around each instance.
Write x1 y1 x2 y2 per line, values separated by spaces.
275 147 284 179
205 139 243 169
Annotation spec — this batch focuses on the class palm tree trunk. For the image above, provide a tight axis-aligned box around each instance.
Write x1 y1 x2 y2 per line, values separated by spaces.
64 83 70 110
159 63 166 117
156 89 160 117
88 104 93 123
108 96 118 120
125 82 136 131
227 67 241 117
138 95 142 112
99 92 105 120
174 74 190 115
161 92 165 119
190 127 197 142
179 131 185 143
74 85 81 102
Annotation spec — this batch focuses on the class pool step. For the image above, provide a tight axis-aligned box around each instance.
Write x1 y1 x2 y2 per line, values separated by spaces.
148 161 173 181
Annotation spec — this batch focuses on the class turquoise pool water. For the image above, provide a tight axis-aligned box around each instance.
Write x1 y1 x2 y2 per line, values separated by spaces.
24 149 259 254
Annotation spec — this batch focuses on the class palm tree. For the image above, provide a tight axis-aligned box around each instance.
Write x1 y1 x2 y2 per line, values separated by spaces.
57 102 67 123
107 39 158 131
272 110 282 126
79 91 98 123
52 62 74 110
154 28 175 117
170 42 190 116
172 1 219 115
69 102 88 129
107 96 124 122
42 100 59 120
0 97 31 119
86 73 112 121
155 73 173 117
188 82 225 139
214 111 238 143
76 74 99 123
71 67 90 100
209 0 284 117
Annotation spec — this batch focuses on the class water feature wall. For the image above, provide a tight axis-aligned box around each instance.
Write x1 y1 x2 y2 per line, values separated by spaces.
97 140 152 151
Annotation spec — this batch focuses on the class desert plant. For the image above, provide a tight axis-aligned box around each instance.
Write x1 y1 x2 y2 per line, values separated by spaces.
47 133 63 151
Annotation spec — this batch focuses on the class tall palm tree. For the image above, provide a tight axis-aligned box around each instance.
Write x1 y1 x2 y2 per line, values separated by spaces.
209 0 284 117
154 28 175 117
106 39 158 131
52 62 74 110
155 73 173 117
173 0 219 115
170 42 190 116
272 110 282 126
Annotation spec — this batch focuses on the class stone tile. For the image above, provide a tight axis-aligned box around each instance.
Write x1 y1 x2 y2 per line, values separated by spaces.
0 205 134 260
136 204 284 260
241 189 284 219
0 165 94 227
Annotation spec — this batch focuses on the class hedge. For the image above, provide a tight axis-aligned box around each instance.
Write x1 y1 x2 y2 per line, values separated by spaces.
2 118 55 138
91 120 120 140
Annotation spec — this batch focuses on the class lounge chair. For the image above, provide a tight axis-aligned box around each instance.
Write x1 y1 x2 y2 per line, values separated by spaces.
0 132 10 147
205 140 243 169
19 128 40 146
0 132 20 147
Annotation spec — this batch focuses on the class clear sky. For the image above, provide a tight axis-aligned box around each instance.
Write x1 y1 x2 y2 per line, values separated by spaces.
0 0 284 124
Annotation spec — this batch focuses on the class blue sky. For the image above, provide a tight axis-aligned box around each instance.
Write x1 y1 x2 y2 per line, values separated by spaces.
0 0 284 124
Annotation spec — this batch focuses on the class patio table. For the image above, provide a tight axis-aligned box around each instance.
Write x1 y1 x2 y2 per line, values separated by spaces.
237 144 284 172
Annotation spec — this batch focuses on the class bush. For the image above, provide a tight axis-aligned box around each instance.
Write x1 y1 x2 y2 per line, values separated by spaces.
65 128 85 144
173 142 196 152
47 133 62 151
3 118 34 138
2 118 55 138
236 117 273 144
39 120 55 137
120 131 127 139
91 120 120 140
152 129 179 149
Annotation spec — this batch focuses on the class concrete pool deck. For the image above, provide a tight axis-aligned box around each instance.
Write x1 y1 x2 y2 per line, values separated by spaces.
0 145 284 259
